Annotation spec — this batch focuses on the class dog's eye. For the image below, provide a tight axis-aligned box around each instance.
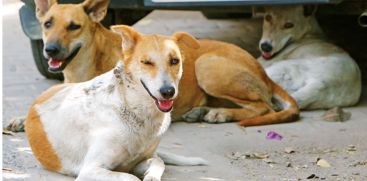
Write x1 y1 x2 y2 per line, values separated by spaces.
141 60 154 66
284 22 294 29
170 58 180 66
67 22 81 31
265 14 272 22
44 21 52 29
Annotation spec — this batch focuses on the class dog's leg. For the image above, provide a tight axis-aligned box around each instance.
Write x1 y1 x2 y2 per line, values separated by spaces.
291 81 324 109
132 154 165 181
76 142 140 181
186 55 273 123
183 102 271 123
264 60 307 95
76 166 140 181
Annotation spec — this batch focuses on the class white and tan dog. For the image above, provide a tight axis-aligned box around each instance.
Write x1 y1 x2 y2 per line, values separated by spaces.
25 26 205 181
258 5 361 109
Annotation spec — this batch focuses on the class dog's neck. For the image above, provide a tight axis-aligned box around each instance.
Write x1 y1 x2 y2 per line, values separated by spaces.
111 62 171 135
63 24 122 83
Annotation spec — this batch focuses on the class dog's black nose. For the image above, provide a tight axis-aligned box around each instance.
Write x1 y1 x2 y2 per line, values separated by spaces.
260 42 273 52
159 86 175 99
45 44 60 56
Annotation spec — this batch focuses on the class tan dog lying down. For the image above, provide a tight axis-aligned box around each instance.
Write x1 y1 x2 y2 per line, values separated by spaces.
258 5 361 109
26 27 206 181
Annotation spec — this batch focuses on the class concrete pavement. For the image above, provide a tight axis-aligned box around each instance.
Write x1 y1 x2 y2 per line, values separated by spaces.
3 2 367 181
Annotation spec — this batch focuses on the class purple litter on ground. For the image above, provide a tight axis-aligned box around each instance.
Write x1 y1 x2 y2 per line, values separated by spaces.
266 131 283 140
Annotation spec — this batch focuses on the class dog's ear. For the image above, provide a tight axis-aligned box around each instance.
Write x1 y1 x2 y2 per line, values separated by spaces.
303 5 317 17
172 32 200 49
82 0 110 22
111 25 140 54
34 0 57 19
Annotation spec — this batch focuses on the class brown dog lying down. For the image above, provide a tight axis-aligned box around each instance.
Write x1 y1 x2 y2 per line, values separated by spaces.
174 35 299 126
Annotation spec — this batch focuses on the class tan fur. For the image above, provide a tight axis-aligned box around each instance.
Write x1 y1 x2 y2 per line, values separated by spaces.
174 39 300 126
238 81 299 126
25 84 68 171
111 25 187 89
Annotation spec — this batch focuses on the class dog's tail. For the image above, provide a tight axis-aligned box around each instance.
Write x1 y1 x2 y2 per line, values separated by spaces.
238 81 300 126
157 150 208 166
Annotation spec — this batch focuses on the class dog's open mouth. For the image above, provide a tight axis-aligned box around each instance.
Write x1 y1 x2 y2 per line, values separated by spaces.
156 100 174 112
140 80 174 112
262 38 292 60
48 45 81 73
262 52 273 60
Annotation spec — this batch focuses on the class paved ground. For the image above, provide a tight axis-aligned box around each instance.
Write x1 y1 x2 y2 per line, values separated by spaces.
3 1 367 181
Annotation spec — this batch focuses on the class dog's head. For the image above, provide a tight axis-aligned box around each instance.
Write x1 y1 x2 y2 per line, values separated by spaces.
259 5 317 60
35 0 109 72
111 25 200 113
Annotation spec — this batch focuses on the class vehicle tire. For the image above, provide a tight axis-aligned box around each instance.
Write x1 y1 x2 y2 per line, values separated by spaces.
30 40 64 80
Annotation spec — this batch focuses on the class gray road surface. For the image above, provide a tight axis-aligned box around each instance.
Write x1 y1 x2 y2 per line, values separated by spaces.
3 1 367 180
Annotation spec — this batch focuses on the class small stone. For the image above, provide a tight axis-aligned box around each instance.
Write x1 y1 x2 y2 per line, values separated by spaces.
321 148 336 154
349 161 367 167
263 158 275 164
317 159 331 168
347 145 357 152
229 152 242 160
306 174 319 179
253 153 269 159
316 159 331 168
321 107 351 122
284 147 295 154
2 129 15 136
286 162 292 167
2 168 13 172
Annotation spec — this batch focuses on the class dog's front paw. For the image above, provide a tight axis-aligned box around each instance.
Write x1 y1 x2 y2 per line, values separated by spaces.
143 176 160 181
6 116 26 132
182 107 208 122
203 109 231 123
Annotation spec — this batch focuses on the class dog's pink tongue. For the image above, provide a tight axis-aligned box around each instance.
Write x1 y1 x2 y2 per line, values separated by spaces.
158 100 174 112
48 58 62 68
262 52 272 60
